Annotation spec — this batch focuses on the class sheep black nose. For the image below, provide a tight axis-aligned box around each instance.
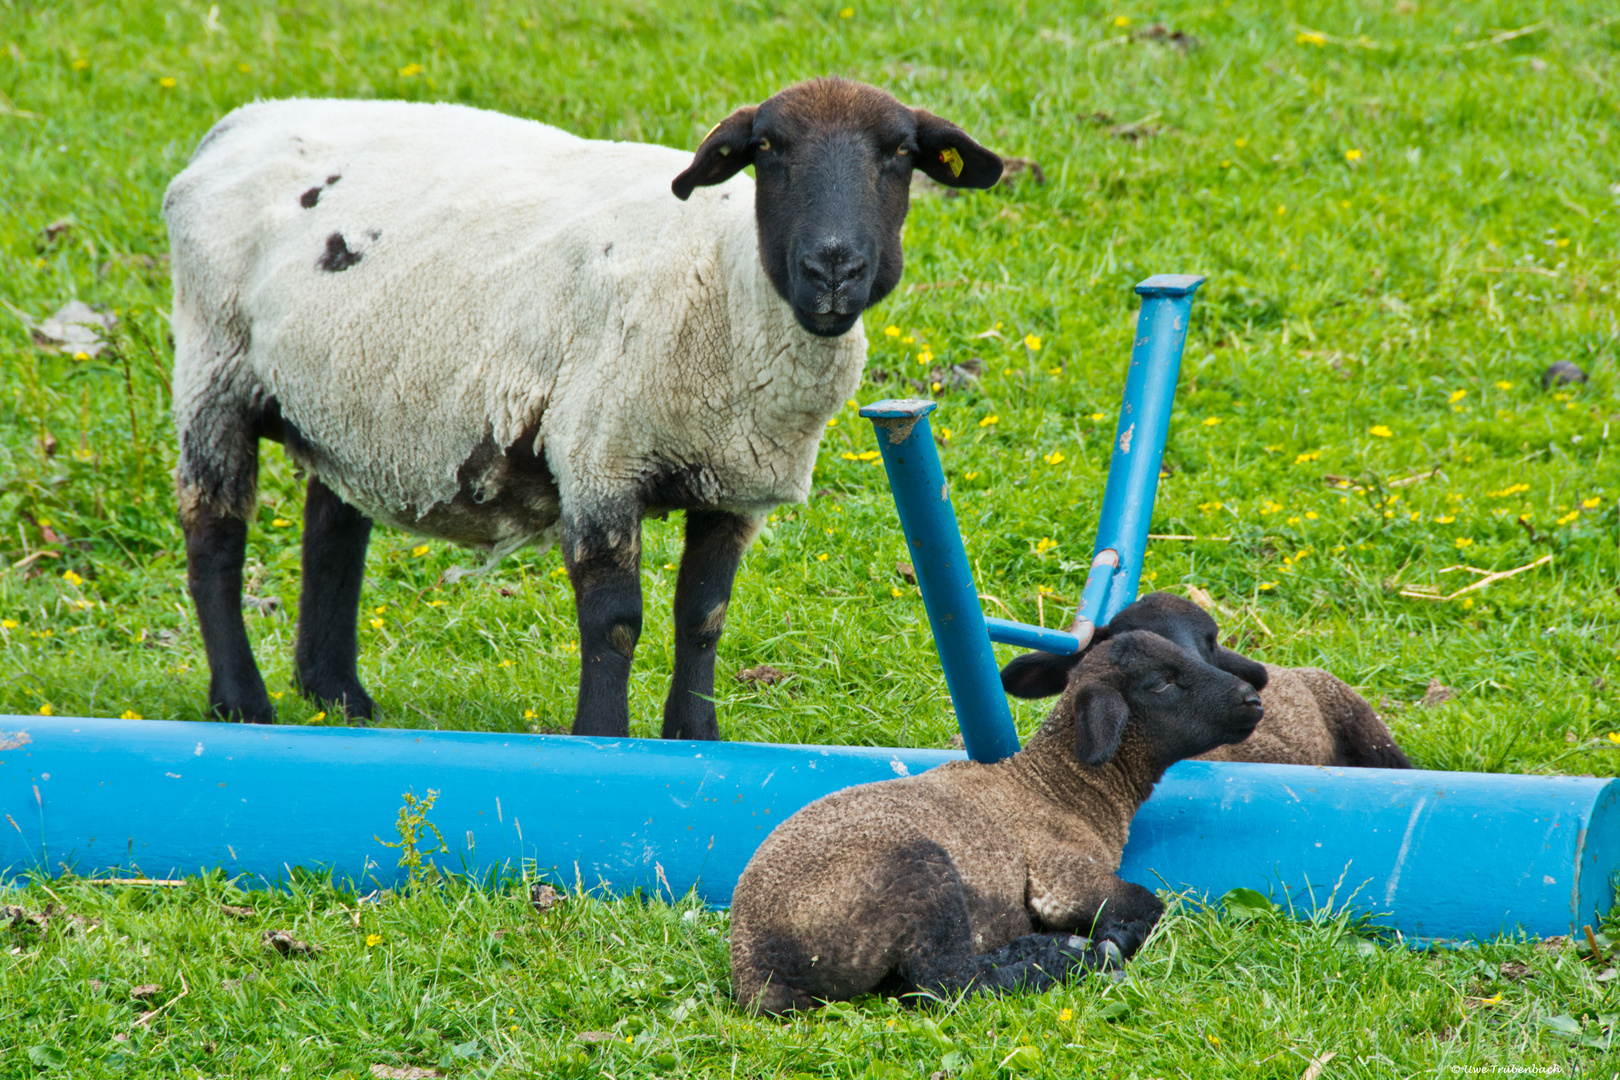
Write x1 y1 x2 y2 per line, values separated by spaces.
1242 691 1262 710
801 251 867 290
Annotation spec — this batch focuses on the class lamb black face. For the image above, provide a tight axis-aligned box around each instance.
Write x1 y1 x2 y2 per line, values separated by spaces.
671 78 1002 338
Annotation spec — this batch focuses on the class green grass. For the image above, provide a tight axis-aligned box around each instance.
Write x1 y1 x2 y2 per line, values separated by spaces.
3 0 1620 1073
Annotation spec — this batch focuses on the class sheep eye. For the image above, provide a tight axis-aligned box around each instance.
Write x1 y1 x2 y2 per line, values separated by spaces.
755 137 772 152
1146 678 1175 694
896 145 910 157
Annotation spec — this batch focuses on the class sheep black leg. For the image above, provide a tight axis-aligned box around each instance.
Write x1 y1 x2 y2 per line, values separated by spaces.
292 476 375 722
663 509 760 740
184 510 274 724
564 509 643 737
1072 878 1164 963
903 931 1103 1003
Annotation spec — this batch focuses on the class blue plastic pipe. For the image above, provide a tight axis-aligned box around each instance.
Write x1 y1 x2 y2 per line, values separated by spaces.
4 717 1616 941
1075 274 1206 636
857 400 1021 764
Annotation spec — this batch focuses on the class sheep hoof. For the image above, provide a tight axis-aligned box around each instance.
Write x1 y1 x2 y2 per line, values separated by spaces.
1096 940 1125 970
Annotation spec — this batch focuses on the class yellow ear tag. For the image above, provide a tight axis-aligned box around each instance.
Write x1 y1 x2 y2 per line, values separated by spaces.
939 147 964 178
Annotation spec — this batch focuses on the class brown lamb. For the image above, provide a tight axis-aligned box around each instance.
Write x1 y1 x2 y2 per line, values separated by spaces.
729 629 1264 1014
1000 592 1411 769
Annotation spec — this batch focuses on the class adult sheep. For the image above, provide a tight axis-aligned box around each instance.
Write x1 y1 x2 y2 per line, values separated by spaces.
1000 592 1412 769
164 79 1002 734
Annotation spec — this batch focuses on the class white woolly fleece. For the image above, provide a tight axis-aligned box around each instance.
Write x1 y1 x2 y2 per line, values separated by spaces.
165 98 866 550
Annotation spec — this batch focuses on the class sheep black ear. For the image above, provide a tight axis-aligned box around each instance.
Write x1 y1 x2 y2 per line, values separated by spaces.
672 107 759 201
1000 651 1080 699
912 109 1002 189
1074 684 1129 766
1212 646 1269 692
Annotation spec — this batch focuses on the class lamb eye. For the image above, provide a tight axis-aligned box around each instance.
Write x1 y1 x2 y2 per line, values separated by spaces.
1147 678 1175 694
896 145 910 156
756 137 772 152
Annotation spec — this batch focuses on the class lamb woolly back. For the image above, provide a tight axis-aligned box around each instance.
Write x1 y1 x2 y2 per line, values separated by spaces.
1000 592 1411 769
163 81 1003 735
729 630 1264 1014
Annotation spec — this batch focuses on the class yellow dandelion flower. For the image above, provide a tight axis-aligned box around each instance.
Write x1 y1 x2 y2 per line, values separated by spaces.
1556 238 1569 248
1557 510 1579 526
62 569 83 587
366 933 383 947
72 58 89 70
1488 483 1529 498
1305 511 1319 520
1582 496 1603 508
884 326 900 338
1368 425 1393 438
979 415 999 428
841 452 860 460
272 518 291 527
1340 199 1350 209
890 585 903 598
120 709 142 720
311 711 326 722
1114 15 1131 27
1 619 16 629
1276 204 1287 216
1198 500 1222 512
931 381 942 391
1296 30 1325 46
1260 500 1282 515
1234 138 1248 148
857 450 880 461
839 6 854 16
846 399 858 408
1461 597 1475 610
817 552 829 561
1449 389 1467 403
1060 1008 1073 1022
159 76 177 88
964 470 980 481
1207 1033 1222 1046
412 544 430 557
940 427 953 440
1494 380 1514 391
501 659 513 667
1455 537 1474 548
374 605 387 614
1024 334 1042 351
1344 148 1363 162
238 62 252 73
1286 515 1301 525
918 350 933 364
901 335 914 344
39 704 53 716
1436 515 1455 524
1608 732 1620 745
426 599 445 607
1257 582 1276 591
523 708 537 719
398 63 423 77
1202 417 1221 427
826 417 838 428
1090 412 1109 422
1295 450 1321 464
369 617 384 630
1044 449 1066 465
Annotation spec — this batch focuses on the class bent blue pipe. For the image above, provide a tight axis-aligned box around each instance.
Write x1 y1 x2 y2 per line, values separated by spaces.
3 717 1616 941
1079 274 1205 632
858 399 1020 764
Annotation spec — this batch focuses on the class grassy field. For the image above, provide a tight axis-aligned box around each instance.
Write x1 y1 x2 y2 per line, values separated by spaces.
3 0 1620 1074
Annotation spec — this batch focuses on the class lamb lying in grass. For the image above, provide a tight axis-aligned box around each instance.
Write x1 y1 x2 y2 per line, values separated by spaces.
729 629 1264 1014
1001 592 1412 769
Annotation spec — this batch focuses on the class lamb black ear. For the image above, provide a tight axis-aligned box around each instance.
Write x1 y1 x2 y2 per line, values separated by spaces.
1212 646 1269 692
999 651 1080 699
912 109 1001 189
671 106 758 201
1074 684 1129 766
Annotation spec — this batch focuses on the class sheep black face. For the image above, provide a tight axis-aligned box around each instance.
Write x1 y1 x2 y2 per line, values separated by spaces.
1002 591 1269 701
671 78 1001 337
1070 630 1264 769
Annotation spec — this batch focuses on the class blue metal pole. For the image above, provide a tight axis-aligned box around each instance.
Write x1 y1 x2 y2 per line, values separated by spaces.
858 400 1021 763
1075 274 1205 636
6 717 1618 941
